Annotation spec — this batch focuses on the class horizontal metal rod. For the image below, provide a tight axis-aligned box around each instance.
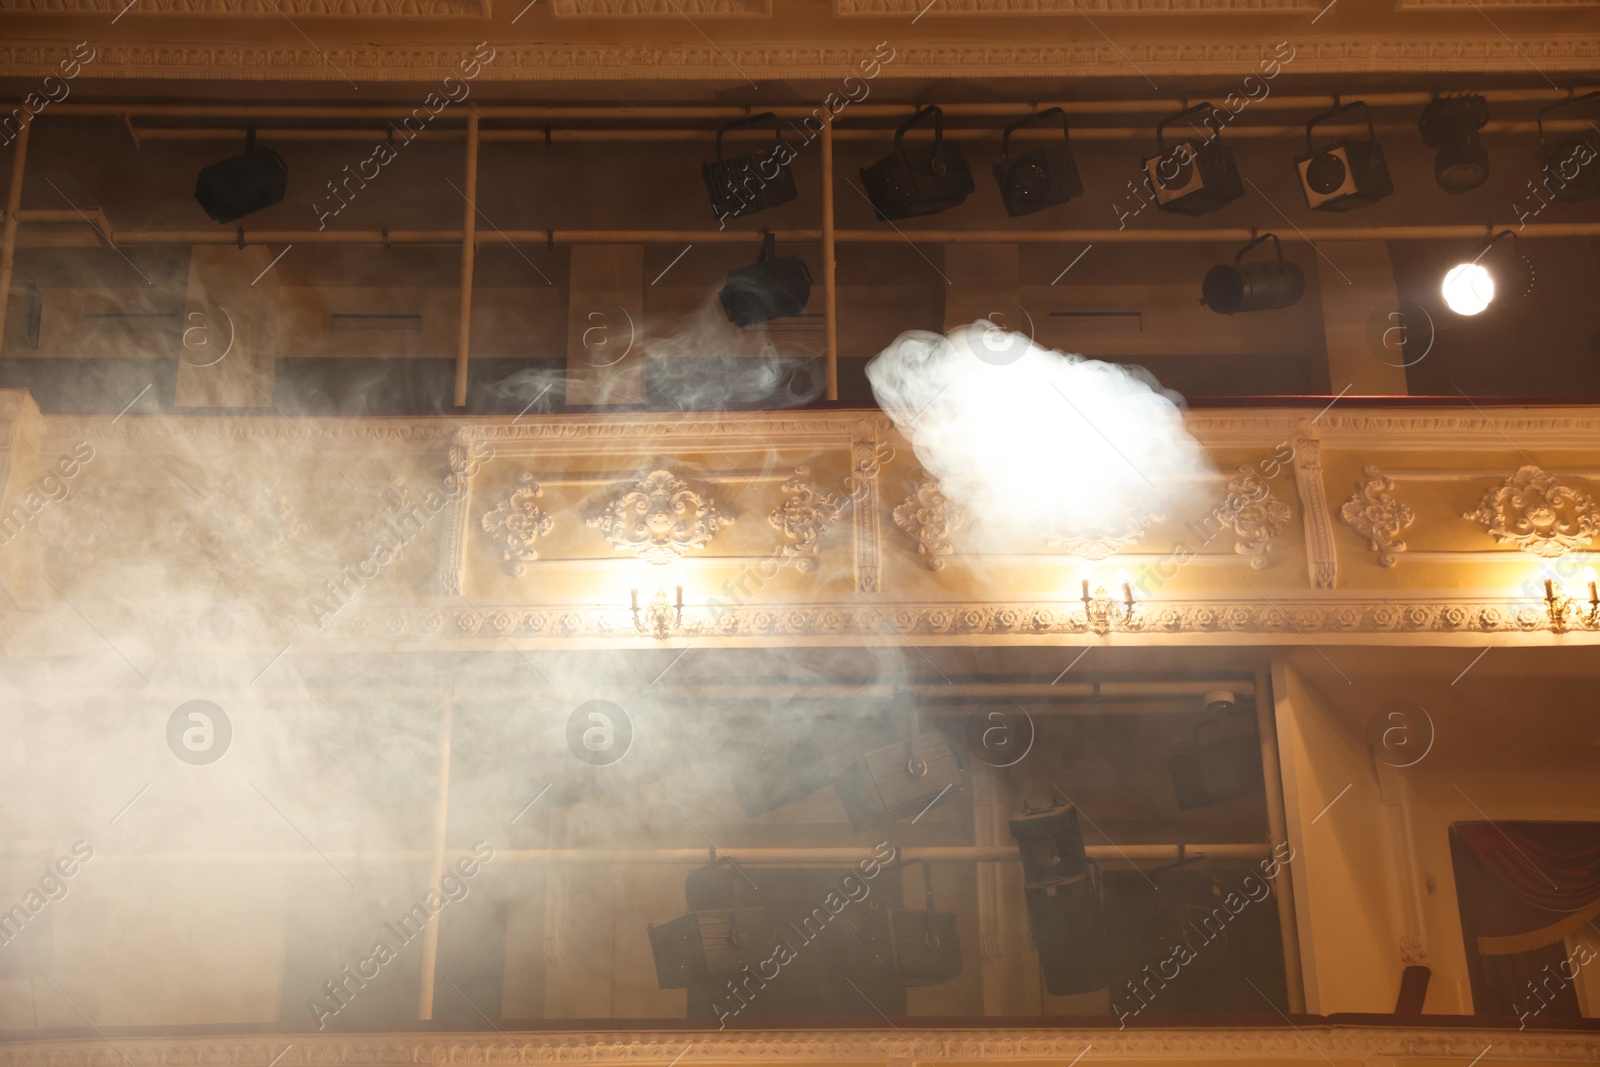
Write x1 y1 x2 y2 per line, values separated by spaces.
43 88 1594 123
120 119 1588 143
13 224 1600 248
0 844 1271 868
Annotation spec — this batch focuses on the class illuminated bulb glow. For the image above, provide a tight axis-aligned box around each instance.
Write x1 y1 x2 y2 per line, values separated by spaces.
1442 262 1494 316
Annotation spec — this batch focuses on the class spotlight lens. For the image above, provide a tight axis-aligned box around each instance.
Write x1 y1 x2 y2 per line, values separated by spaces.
1007 159 1051 206
1305 151 1348 195
1442 262 1495 316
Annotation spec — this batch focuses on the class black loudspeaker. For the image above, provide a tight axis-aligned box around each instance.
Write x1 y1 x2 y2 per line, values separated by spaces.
1201 232 1306 315
1294 101 1393 211
647 907 776 988
833 715 963 832
702 112 798 220
1534 91 1600 204
1143 103 1243 216
843 860 962 986
1418 94 1491 194
732 735 832 818
1009 801 1088 884
860 105 975 221
719 232 812 327
1167 709 1266 810
992 107 1083 217
1024 871 1107 996
195 128 289 225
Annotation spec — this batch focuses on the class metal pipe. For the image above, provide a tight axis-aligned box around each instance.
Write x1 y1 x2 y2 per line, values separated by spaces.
453 104 479 409
0 119 31 357
44 88 1595 123
416 696 455 1021
1254 668 1306 1013
821 117 839 402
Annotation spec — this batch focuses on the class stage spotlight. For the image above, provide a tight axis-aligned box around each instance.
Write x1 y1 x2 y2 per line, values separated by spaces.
1166 693 1266 810
719 232 812 327
993 107 1083 217
1441 229 1534 316
832 708 963 831
1535 91 1600 203
1418 94 1490 194
860 105 975 221
1201 232 1305 315
702 112 798 221
1295 101 1394 211
1143 103 1244 216
731 735 832 818
194 128 288 225
1008 800 1088 883
647 907 776 988
843 861 963 985
1024 873 1107 996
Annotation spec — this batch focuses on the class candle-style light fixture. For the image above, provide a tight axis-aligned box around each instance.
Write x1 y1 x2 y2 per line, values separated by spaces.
1543 566 1600 633
1080 566 1136 636
631 586 684 640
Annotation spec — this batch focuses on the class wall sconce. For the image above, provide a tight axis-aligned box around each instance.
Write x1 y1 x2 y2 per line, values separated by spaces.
632 586 684 639
1543 567 1599 633
1080 566 1136 636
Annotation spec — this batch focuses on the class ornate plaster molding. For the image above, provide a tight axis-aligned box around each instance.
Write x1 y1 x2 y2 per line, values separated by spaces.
481 472 555 576
893 477 964 571
4 1027 1600 1067
3 37 1600 82
768 466 844 573
586 468 731 565
1464 465 1599 558
836 0 1315 12
0 0 487 12
1291 434 1338 589
1228 467 1291 570
1043 511 1159 560
553 0 768 13
1341 465 1415 568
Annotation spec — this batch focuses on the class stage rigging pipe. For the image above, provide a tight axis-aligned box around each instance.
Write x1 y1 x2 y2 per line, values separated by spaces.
0 120 31 358
821 116 839 402
453 103 479 408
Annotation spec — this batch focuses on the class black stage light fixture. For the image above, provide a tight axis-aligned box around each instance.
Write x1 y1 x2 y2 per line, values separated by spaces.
685 856 753 911
702 112 798 221
647 907 776 989
992 107 1083 217
833 706 963 832
1024 873 1107 996
1418 94 1491 194
732 735 833 819
1143 103 1244 216
842 861 963 986
1295 100 1394 211
195 127 289 225
1535 91 1600 204
1200 232 1305 315
860 105 975 221
1008 800 1088 884
1441 228 1536 316
1167 690 1266 811
719 232 812 327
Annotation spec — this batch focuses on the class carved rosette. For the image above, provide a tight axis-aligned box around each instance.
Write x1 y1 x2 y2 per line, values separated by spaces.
481 472 556 576
587 468 731 565
1042 511 1158 560
1227 467 1291 570
175 478 305 574
768 466 844 572
1340 465 1415 567
1464 465 1599 558
893 477 964 571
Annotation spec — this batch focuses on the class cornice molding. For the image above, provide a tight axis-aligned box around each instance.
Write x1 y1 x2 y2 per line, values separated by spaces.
552 0 770 13
2 1025 1599 1066
2 36 1599 81
0 0 487 13
836 0 1316 13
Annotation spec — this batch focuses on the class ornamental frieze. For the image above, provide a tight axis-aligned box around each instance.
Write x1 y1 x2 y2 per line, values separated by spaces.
586 468 732 565
1464 465 1599 558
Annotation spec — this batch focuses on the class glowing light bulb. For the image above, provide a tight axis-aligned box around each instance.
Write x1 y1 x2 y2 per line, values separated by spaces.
1442 262 1494 316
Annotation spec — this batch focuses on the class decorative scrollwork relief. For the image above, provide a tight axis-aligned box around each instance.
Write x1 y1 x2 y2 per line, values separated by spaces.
175 478 305 575
481 472 556 576
1341 465 1415 567
1042 511 1158 560
1464 465 1599 558
893 477 964 571
587 468 731 565
1228 467 1291 570
768 466 844 572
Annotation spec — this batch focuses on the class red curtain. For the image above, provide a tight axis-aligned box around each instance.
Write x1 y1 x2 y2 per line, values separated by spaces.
1454 823 1600 915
